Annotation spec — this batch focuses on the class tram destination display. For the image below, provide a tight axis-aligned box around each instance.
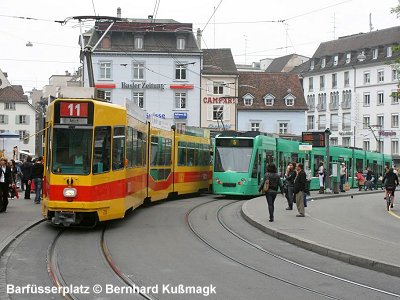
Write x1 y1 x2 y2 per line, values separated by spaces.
301 131 325 147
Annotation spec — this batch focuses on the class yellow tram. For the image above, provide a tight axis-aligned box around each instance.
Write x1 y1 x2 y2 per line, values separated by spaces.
42 98 211 226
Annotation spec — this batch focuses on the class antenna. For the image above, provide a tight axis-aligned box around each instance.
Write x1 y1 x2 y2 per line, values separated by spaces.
244 35 248 64
284 23 288 54
369 13 373 32
213 6 216 48
333 13 336 39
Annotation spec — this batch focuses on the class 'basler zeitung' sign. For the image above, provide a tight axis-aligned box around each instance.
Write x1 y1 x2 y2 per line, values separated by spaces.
121 82 166 90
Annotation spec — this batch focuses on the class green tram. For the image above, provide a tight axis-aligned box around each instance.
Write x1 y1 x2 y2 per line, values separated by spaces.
213 131 393 196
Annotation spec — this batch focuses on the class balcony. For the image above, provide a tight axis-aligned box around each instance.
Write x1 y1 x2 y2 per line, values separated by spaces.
307 105 315 112
329 102 339 111
342 125 351 131
330 124 339 131
318 124 326 130
341 101 351 109
317 103 326 111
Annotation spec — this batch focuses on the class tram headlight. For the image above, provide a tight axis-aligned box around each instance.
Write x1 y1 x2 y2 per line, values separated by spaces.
63 187 77 198
238 178 246 186
215 178 221 184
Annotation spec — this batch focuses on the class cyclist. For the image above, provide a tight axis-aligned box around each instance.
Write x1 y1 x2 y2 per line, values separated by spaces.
382 168 399 208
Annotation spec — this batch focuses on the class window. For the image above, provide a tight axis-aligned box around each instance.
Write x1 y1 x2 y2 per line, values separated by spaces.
363 140 370 151
102 36 111 49
4 103 15 110
377 115 384 127
392 114 399 127
177 37 185 50
307 116 314 130
377 91 384 105
133 63 144 80
251 122 260 131
175 92 186 109
392 139 399 155
372 48 378 59
392 90 399 104
393 69 398 81
278 122 289 134
18 130 27 141
378 70 384 83
212 105 223 121
330 114 339 130
243 94 254 106
363 93 370 106
346 53 351 63
344 71 349 86
321 58 326 68
318 115 326 130
0 115 7 124
333 55 338 66
310 60 314 70
342 113 351 130
330 137 338 146
17 115 29 124
342 137 350 147
363 116 370 128
309 77 313 91
285 94 295 106
134 36 143 49
112 127 125 171
104 90 111 102
213 82 224 95
332 73 337 88
175 64 187 80
387 47 393 57
320 75 325 90
92 127 111 174
264 94 274 106
99 62 112 79
364 72 370 84
133 92 144 108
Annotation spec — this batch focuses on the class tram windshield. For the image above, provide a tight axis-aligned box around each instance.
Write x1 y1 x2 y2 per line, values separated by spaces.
51 128 92 175
214 139 253 173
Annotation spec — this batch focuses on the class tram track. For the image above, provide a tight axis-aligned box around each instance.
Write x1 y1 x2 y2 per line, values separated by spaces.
187 198 400 299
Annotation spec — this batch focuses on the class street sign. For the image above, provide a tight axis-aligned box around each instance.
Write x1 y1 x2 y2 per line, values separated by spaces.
299 144 313 151
302 132 325 147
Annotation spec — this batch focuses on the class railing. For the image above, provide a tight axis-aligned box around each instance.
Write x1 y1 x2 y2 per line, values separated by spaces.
329 102 339 110
317 103 326 111
341 101 351 109
330 124 338 130
342 125 351 131
318 124 326 130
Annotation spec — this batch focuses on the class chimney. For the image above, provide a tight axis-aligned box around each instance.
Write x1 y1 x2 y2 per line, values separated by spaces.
148 15 153 20
196 28 202 49
117 7 121 18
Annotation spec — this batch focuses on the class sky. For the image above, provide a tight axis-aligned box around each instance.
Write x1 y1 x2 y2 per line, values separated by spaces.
0 0 399 93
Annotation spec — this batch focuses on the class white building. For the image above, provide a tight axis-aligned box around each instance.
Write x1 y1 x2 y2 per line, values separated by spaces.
295 26 400 161
82 17 202 127
0 70 36 158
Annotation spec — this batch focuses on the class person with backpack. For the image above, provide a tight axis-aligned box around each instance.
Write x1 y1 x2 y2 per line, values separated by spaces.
20 156 33 200
259 163 283 222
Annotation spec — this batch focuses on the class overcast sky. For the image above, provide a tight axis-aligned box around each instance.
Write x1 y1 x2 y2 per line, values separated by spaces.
0 0 399 93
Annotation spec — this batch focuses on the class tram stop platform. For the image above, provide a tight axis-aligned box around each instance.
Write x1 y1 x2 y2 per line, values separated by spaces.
242 188 400 277
0 197 43 256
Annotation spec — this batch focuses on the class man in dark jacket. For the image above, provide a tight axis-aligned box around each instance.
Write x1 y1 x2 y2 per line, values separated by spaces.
294 163 307 217
20 156 33 199
31 156 44 204
0 157 12 212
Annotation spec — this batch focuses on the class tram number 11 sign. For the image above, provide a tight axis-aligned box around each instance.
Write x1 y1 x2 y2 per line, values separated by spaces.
60 102 89 118
302 132 325 147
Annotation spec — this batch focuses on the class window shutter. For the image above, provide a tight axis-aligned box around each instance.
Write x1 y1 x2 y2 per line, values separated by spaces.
223 106 231 121
15 116 19 124
26 115 30 125
207 106 213 121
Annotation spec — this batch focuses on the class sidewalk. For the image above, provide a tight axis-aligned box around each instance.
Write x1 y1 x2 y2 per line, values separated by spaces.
242 188 400 277
0 194 43 255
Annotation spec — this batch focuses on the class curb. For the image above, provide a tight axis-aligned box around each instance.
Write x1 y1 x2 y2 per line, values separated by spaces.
0 218 45 257
241 200 400 277
308 189 383 201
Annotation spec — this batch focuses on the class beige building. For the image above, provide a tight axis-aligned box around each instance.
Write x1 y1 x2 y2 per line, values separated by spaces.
201 49 238 131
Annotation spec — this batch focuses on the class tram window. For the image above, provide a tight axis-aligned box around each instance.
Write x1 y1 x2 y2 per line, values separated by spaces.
46 124 52 172
137 131 145 166
126 127 134 168
157 138 165 166
112 126 125 170
165 138 172 166
52 127 92 175
356 159 363 172
178 142 187 166
187 143 195 166
92 126 111 174
252 150 258 178
150 136 159 166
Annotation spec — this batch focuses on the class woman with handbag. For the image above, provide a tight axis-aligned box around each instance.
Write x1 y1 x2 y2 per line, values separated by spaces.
259 163 283 222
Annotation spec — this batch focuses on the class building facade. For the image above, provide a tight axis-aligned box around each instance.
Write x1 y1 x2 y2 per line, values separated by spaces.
201 49 238 130
237 72 308 136
83 17 202 127
295 26 400 162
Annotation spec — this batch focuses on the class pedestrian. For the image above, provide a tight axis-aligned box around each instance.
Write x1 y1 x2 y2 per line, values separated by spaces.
356 170 365 191
365 168 373 190
284 162 296 210
294 163 307 217
31 156 44 204
259 163 283 222
9 160 19 199
20 156 33 199
304 164 312 207
339 163 347 192
318 162 325 194
0 157 12 212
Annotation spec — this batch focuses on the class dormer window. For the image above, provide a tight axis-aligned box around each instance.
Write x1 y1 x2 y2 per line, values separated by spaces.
310 60 314 70
333 55 338 66
284 93 296 106
134 36 143 49
321 58 326 68
263 94 275 106
372 48 378 59
243 93 254 106
346 53 351 64
177 37 185 50
387 46 392 57
102 36 111 49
